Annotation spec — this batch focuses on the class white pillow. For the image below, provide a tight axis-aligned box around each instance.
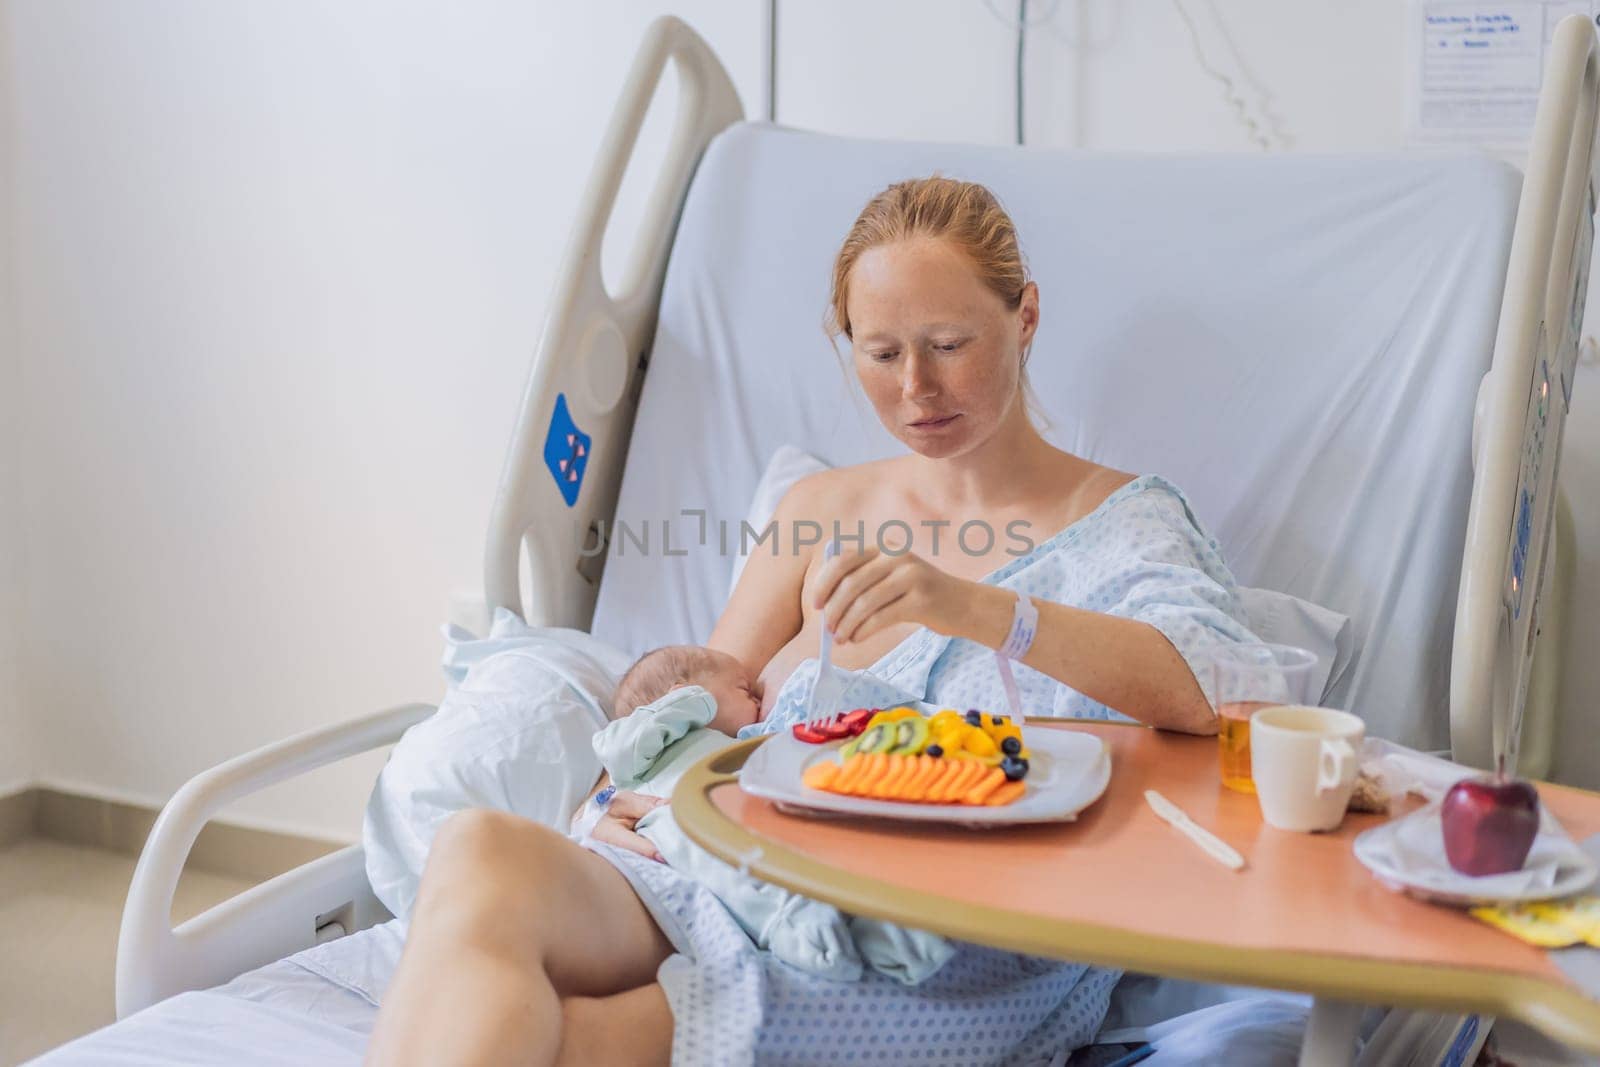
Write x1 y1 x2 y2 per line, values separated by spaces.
362 610 632 919
729 446 1352 703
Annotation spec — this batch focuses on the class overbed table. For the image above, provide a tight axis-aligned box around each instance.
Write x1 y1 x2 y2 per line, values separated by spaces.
674 721 1600 1066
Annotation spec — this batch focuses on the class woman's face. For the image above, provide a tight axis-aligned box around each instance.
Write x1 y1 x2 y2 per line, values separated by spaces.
845 237 1039 459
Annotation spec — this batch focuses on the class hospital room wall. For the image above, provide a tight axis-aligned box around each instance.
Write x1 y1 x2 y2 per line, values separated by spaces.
0 7 28 796
4 1 1599 846
1 0 764 840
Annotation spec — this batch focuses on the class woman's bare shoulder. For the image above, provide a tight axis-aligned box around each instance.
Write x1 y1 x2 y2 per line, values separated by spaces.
774 456 892 518
1056 455 1139 515
1088 464 1140 502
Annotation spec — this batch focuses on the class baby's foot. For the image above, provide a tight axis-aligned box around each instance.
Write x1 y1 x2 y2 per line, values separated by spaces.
762 896 863 982
848 916 955 985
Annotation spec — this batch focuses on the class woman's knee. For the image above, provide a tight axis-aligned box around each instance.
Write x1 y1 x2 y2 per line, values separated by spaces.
413 809 566 939
428 808 559 872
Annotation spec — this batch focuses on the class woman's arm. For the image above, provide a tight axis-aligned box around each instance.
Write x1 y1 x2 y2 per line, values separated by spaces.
814 548 1219 735
706 475 822 674
946 583 1217 734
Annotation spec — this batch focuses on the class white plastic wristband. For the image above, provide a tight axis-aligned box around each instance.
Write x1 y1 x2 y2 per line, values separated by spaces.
998 591 1038 660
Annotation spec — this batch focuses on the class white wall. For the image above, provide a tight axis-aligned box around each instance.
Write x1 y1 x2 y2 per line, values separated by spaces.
0 4 27 794
3 0 1596 842
3 0 760 838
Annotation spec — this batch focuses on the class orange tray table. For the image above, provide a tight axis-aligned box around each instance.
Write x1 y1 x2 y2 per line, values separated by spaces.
674 721 1600 1066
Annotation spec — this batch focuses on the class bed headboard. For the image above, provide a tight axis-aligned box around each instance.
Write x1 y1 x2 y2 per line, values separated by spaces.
583 124 1519 752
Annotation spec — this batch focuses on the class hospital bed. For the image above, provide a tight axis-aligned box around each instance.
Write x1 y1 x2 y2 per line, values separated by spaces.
36 12 1600 1065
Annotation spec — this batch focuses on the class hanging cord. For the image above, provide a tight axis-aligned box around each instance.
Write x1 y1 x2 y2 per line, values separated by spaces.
1170 0 1272 151
984 0 1064 30
984 0 1064 145
763 0 779 122
1016 0 1028 145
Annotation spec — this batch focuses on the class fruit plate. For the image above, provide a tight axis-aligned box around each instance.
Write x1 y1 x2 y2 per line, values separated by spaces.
1352 804 1599 907
738 726 1111 826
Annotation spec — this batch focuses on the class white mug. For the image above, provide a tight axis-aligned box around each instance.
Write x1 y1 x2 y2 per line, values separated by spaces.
1249 705 1365 832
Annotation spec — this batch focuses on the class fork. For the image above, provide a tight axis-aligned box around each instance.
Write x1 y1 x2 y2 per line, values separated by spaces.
805 539 843 727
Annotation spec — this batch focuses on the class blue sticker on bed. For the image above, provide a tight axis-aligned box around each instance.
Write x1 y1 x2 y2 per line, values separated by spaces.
543 393 591 507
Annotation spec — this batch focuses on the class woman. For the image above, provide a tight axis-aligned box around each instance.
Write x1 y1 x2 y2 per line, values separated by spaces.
366 178 1258 1066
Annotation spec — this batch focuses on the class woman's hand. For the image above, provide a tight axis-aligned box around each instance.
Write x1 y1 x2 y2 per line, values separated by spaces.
590 791 668 863
811 545 965 644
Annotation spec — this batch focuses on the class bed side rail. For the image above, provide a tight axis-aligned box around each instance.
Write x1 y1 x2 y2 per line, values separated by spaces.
1454 14 1600 771
115 702 435 1018
484 16 743 630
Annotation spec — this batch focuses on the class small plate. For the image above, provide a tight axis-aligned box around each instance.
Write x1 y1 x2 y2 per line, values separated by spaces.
739 726 1111 827
1352 805 1599 907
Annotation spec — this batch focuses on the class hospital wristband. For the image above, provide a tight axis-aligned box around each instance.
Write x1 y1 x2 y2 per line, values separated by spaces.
998 591 1038 660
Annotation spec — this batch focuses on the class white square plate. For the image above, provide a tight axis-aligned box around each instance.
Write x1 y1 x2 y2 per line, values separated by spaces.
738 725 1112 826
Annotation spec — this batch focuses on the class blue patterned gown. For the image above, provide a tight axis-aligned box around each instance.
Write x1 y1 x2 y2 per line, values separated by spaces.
586 474 1261 1066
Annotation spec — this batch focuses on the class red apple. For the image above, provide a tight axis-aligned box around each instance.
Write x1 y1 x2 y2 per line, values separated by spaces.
1440 773 1540 876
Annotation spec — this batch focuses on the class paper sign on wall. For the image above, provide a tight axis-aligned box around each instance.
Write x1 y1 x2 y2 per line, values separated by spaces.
1409 2 1600 149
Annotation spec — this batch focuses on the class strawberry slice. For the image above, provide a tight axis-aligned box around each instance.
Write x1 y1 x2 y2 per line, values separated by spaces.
818 708 875 740
792 722 832 744
795 708 877 744
836 708 874 736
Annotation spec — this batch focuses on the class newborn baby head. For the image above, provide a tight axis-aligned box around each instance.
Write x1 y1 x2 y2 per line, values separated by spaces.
614 645 762 735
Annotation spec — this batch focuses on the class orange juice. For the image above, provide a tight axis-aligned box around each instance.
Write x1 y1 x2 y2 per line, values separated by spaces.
1219 713 1255 794
1218 700 1276 793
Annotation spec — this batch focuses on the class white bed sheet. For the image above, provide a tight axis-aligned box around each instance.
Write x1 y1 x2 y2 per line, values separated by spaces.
29 917 1343 1066
590 123 1520 750
26 921 402 1066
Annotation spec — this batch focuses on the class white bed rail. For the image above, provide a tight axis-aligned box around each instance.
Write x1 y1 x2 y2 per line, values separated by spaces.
484 15 743 630
115 702 434 1018
1453 13 1600 771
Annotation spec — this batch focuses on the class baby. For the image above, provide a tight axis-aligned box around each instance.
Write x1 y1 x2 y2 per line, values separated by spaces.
577 643 953 986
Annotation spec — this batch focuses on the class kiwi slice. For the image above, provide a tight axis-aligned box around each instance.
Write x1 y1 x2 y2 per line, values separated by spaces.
850 722 897 756
887 716 930 755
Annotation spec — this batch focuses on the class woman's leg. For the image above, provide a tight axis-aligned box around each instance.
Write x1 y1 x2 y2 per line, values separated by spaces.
558 984 673 1066
365 809 675 1067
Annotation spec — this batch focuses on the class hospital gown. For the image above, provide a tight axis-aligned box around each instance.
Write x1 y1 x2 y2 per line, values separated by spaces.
585 474 1262 1066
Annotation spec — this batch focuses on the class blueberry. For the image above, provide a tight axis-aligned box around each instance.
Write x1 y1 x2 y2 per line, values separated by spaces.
991 714 1004 726
1001 755 1028 781
925 744 944 758
1001 736 1021 756
964 710 983 726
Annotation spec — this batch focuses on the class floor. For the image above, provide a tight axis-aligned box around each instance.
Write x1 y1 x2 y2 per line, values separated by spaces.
0 837 256 1066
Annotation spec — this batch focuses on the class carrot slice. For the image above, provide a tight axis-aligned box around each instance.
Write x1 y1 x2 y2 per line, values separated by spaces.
928 758 960 799
963 767 1006 805
915 758 947 799
876 755 915 796
904 757 941 800
854 753 891 796
832 754 870 794
942 760 980 802
878 755 916 799
985 780 1027 806
802 760 840 791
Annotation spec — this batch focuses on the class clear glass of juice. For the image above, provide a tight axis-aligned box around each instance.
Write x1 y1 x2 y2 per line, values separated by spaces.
1209 643 1320 794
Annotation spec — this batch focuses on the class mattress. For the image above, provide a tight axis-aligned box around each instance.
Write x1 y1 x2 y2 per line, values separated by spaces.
31 917 1329 1066
590 123 1522 749
26 921 401 1066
